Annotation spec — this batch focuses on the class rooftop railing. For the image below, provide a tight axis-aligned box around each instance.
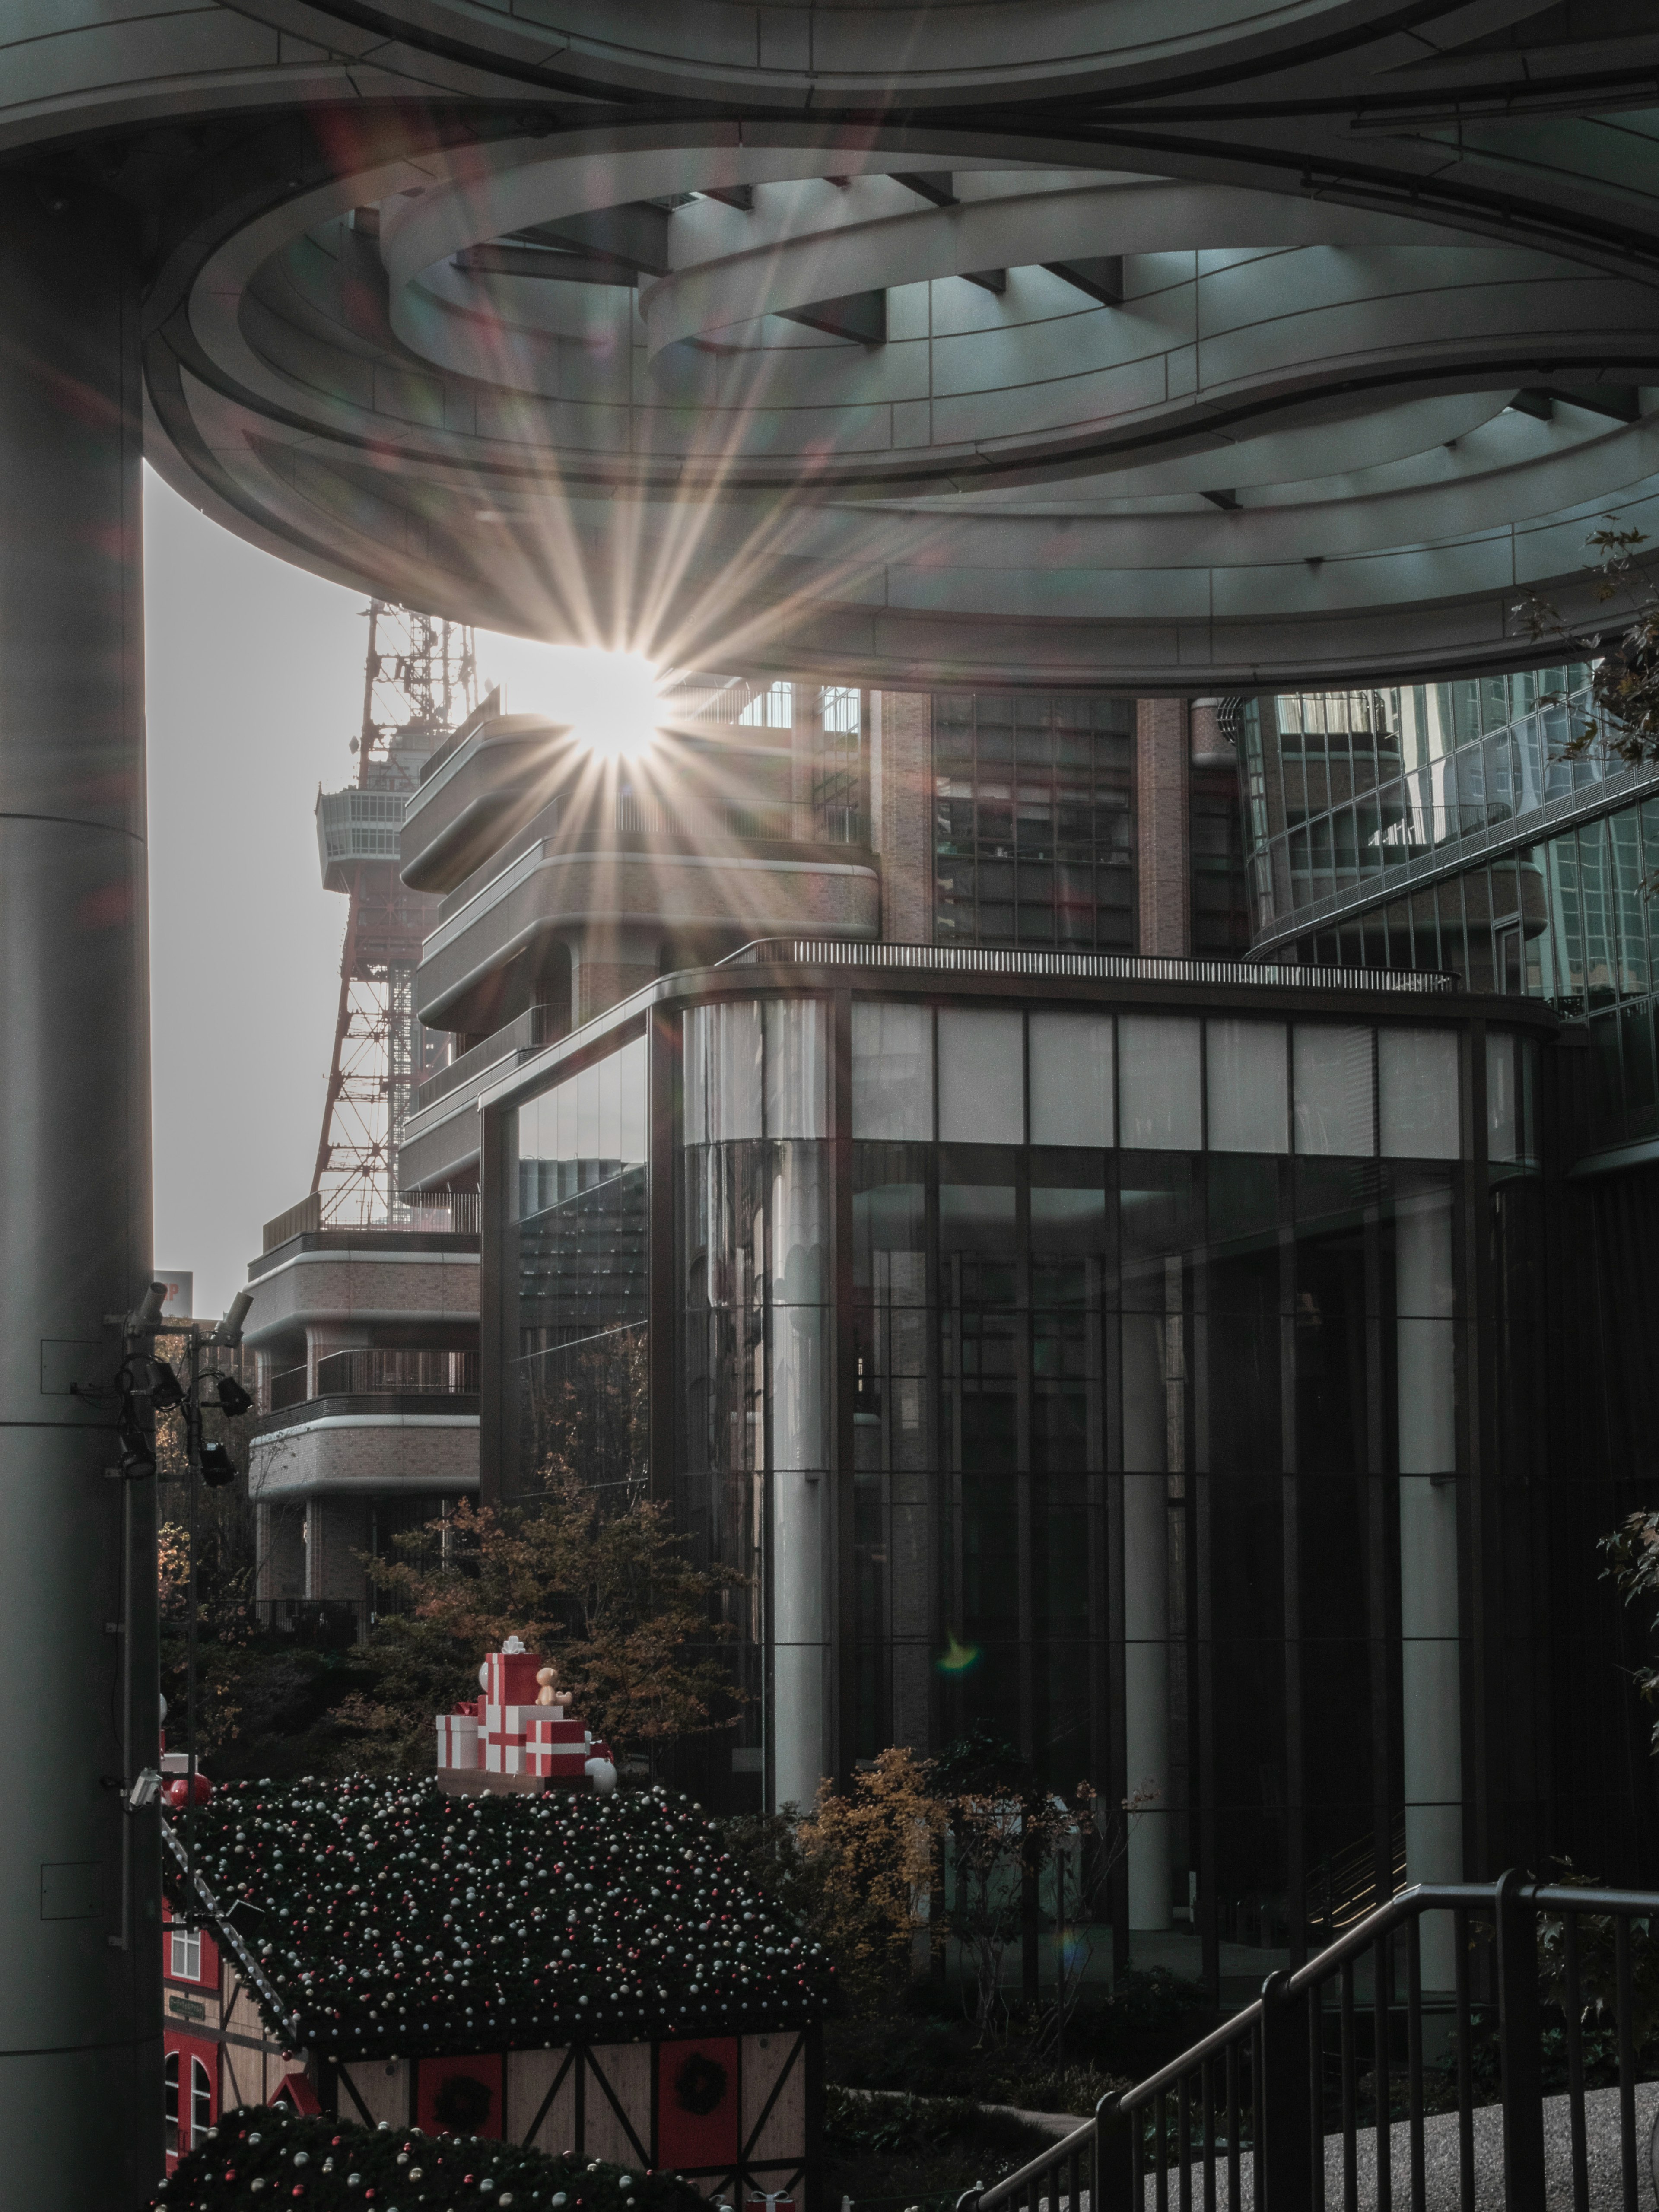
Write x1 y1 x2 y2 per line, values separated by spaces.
957 1874 1659 2212
725 938 1461 993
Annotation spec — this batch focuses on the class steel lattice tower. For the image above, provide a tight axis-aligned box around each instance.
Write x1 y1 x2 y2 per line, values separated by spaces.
312 603 478 1225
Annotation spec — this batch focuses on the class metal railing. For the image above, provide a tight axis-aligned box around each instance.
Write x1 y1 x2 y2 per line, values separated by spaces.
725 939 1460 993
263 1349 478 1412
959 1875 1659 2212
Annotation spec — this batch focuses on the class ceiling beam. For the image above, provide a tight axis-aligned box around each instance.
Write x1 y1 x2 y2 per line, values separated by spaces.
455 243 636 286
1201 489 1240 511
1549 384 1641 423
961 269 1007 295
892 172 957 207
1042 255 1125 308
778 290 887 346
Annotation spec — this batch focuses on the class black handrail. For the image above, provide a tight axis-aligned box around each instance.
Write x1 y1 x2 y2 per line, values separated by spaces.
956 1873 1659 2212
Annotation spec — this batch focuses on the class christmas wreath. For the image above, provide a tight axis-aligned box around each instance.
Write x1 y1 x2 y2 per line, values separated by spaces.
148 2103 717 2211
164 1776 833 2060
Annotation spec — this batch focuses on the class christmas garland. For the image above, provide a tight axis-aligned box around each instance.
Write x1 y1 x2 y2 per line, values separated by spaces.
149 2103 718 2210
163 1777 834 2061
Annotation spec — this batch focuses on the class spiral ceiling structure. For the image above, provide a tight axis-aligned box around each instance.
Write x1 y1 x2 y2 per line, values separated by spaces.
13 0 1659 683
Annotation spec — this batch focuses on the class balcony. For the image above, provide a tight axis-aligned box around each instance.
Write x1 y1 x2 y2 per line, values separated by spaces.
262 1348 479 1417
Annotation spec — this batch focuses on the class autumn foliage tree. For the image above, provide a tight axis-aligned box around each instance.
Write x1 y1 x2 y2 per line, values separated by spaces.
359 1474 748 1766
793 1748 948 2013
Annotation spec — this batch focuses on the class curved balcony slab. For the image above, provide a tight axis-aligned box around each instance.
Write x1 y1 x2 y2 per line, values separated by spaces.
414 844 880 1027
247 1408 480 1500
245 1239 479 1344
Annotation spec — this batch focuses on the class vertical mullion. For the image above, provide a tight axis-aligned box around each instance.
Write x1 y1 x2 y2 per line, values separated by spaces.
832 987 857 1785
1281 1147 1306 1969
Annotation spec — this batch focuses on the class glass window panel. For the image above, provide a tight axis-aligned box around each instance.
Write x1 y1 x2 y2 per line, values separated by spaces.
617 1035 648 1163
938 1009 1025 1144
1206 1020 1289 1153
555 1071 578 1162
682 1003 763 1142
1293 1025 1375 1156
1119 1015 1201 1150
598 1046 623 1160
1487 1033 1518 1164
1029 1012 1114 1147
764 997 829 1139
1378 1028 1460 1160
851 1002 934 1140
577 1062 601 1161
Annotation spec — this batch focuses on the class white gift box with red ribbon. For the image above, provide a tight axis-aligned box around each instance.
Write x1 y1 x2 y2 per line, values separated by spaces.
483 1702 543 1773
435 1713 479 1770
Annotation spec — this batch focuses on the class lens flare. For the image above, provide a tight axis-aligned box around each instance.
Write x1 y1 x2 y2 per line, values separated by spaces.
480 636 662 761
936 1632 982 1676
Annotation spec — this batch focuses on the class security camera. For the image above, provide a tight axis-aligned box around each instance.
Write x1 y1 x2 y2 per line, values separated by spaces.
127 1282 168 1335
210 1291 253 1349
127 1770 162 1811
146 1359 185 1411
200 1442 238 1488
215 1375 253 1419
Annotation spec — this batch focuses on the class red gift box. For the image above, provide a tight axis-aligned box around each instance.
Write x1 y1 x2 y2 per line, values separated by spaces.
525 1714 591 1779
530 1715 588 1747
483 1649 543 1707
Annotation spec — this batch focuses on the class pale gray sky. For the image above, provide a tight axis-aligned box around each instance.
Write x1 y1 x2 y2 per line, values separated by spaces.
145 468 630 1318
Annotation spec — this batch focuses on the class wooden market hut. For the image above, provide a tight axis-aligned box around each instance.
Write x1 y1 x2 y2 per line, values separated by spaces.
160 1775 830 2204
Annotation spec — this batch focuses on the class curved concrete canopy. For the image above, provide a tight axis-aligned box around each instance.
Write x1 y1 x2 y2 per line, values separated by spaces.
13 0 1659 684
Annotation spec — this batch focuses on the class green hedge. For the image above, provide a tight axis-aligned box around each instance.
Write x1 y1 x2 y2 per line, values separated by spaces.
149 2104 718 2211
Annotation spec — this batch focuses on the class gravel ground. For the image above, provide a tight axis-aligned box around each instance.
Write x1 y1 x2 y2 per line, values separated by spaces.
1121 2085 1659 2212
993 2084 1659 2212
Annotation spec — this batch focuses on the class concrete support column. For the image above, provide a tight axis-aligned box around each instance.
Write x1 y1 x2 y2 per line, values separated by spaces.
305 1497 373 1605
1396 1187 1462 1990
1136 698 1191 956
564 924 660 1027
0 182 160 2206
871 691 933 943
255 1501 306 1603
769 1142 830 1812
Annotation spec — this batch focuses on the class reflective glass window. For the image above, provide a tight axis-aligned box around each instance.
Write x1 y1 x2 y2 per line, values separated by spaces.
938 1008 1025 1144
1378 1028 1460 1160
1119 1015 1201 1150
852 1002 934 1139
1206 1019 1289 1154
764 997 829 1138
1293 1025 1375 1156
1029 1011 1114 1147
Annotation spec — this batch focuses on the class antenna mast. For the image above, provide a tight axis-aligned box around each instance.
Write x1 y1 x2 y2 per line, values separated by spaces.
311 603 478 1225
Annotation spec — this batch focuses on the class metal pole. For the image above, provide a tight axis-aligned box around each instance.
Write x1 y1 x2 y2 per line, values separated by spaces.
1258 1970 1313 2211
184 1328 201 1925
1496 1870 1546 2212
0 178 160 2207
1055 1840 1065 2070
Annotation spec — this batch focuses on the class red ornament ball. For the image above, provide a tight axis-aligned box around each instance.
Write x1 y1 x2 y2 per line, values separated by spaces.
163 1774 213 1809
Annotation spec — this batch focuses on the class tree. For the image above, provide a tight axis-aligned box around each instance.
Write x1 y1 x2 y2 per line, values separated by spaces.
1600 1509 1659 1747
1513 526 1659 766
794 1747 948 2014
359 1475 748 1766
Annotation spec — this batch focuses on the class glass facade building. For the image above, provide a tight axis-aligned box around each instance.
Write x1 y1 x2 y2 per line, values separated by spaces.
483 950 1571 1992
1244 669 1659 1159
